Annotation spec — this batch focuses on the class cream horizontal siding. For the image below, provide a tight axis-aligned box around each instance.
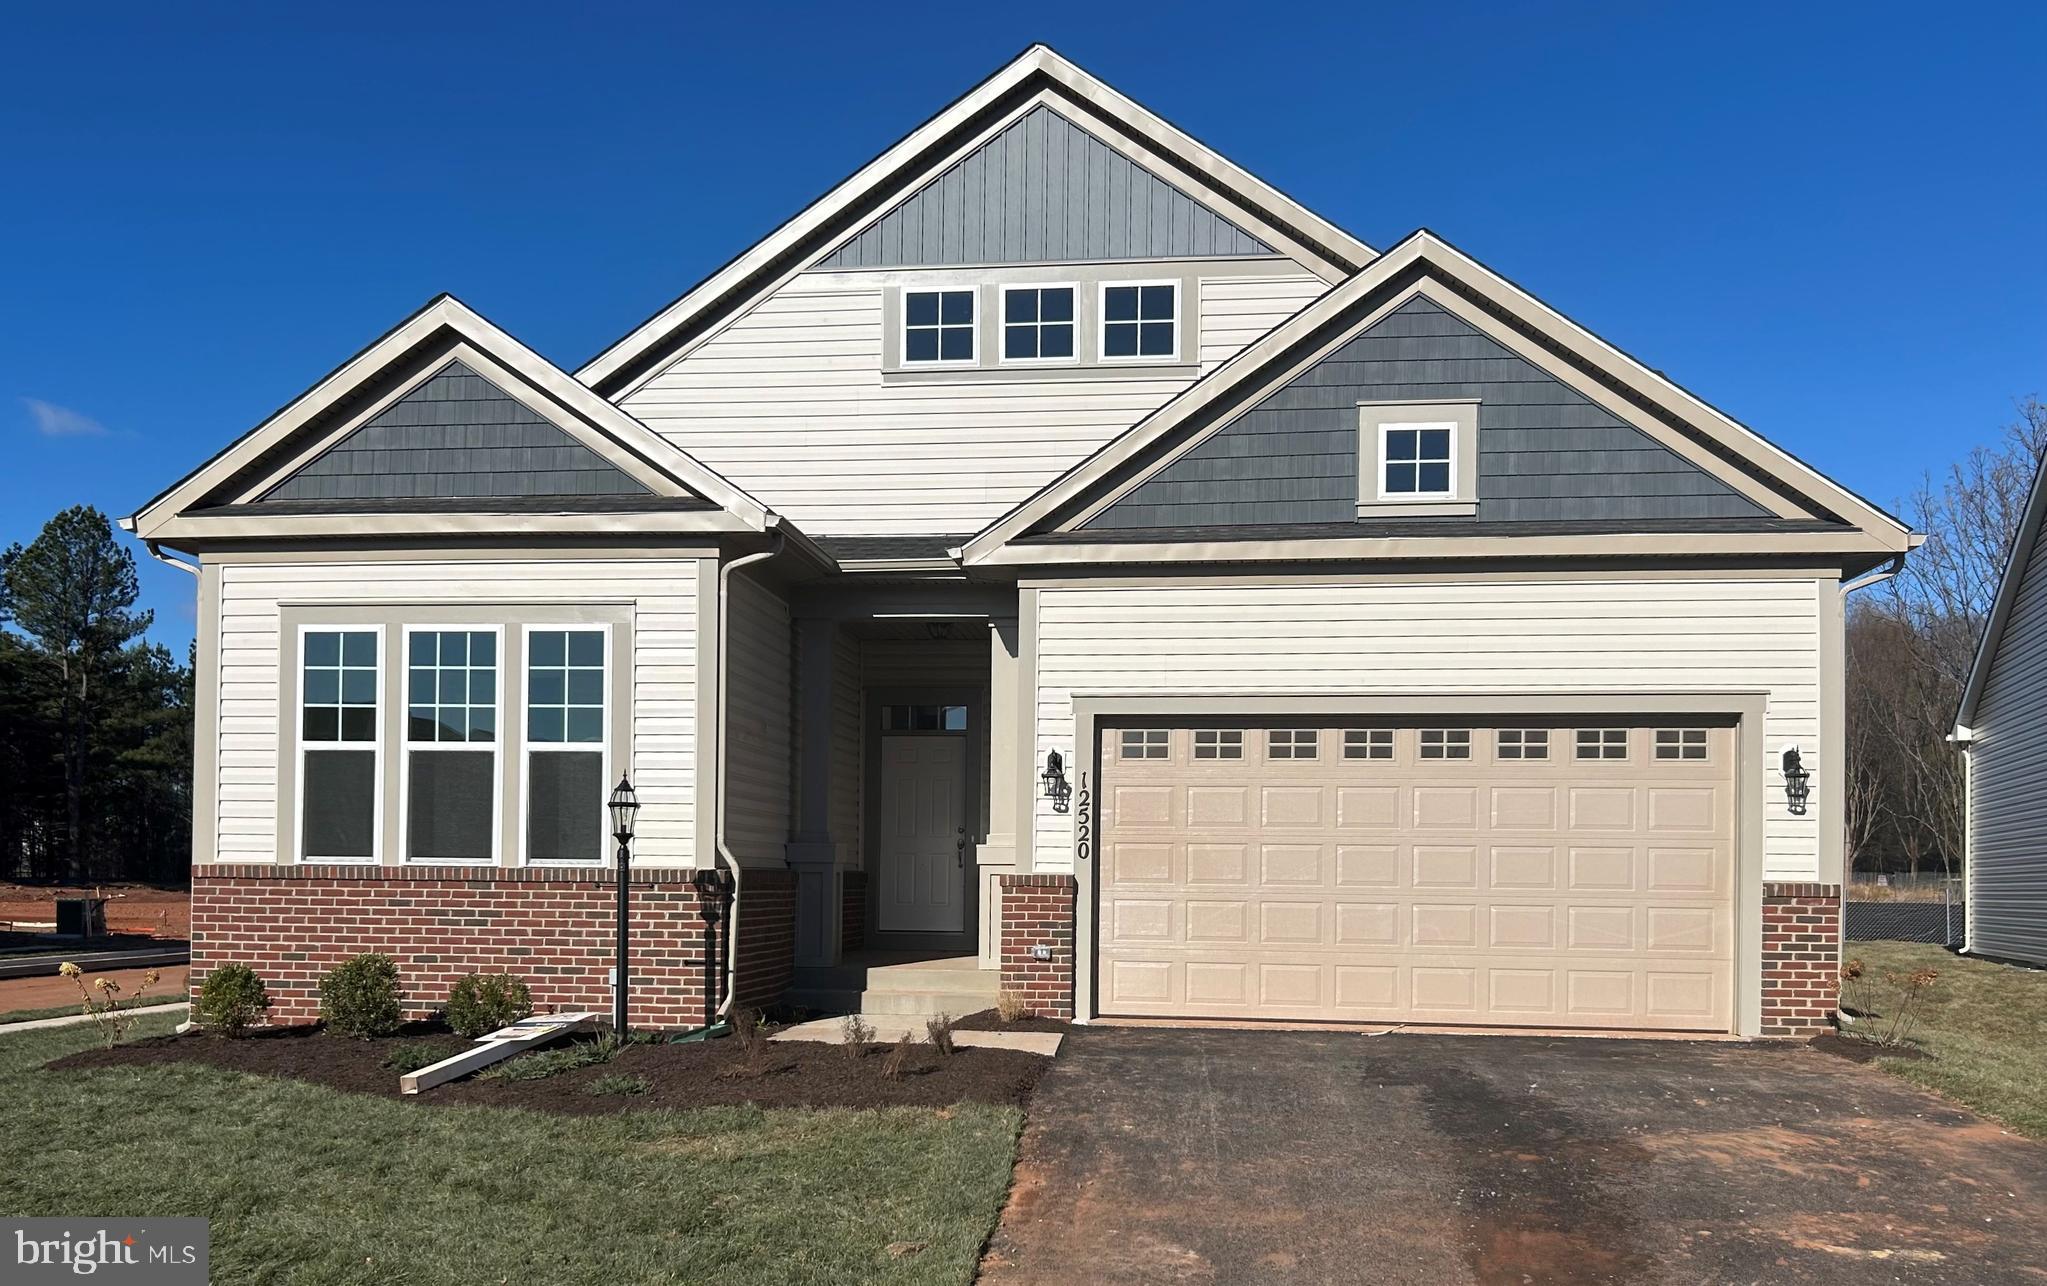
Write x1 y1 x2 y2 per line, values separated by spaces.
723 573 792 866
1029 577 1824 881
211 557 699 866
620 271 1326 535
1967 535 2047 964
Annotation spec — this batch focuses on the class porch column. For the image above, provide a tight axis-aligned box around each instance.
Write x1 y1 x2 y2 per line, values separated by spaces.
977 617 1021 968
787 617 842 967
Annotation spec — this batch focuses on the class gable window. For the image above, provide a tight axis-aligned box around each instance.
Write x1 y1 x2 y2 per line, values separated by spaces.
1120 729 1168 760
1576 728 1629 761
1100 282 1177 361
1193 729 1242 760
1357 400 1479 517
525 628 607 863
1419 729 1471 760
1002 285 1075 362
1268 729 1317 760
904 289 975 364
1344 729 1394 760
300 629 380 863
405 628 500 863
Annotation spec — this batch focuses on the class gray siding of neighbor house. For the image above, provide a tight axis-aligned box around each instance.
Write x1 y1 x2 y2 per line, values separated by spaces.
1086 295 1769 530
1968 527 2047 966
262 361 651 502
818 105 1274 269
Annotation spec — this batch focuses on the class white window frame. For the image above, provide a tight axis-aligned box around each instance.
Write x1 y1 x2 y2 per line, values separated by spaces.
1377 421 1458 501
295 626 384 865
1356 399 1480 518
998 282 1080 367
518 623 613 866
1097 279 1180 364
900 287 978 367
399 624 505 867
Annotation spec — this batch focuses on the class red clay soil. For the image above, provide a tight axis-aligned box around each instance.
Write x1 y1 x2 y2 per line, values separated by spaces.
953 1008 1072 1034
49 1024 1051 1114
0 883 190 938
0 966 186 1016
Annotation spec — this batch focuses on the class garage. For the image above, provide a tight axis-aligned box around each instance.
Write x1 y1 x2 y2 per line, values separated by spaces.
1096 721 1736 1031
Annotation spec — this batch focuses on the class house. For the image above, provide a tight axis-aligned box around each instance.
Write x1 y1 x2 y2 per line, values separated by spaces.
129 45 1917 1038
1952 449 2047 967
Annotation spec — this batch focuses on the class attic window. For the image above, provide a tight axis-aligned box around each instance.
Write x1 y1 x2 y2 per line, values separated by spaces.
1357 400 1480 518
904 290 975 364
1100 282 1177 361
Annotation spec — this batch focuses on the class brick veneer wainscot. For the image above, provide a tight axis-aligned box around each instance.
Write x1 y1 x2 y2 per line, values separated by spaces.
1761 882 1843 1036
997 873 1076 1019
190 865 795 1029
841 870 867 954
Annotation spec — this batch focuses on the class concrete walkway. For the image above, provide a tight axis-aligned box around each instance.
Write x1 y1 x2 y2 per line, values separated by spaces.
0 1001 187 1035
773 1015 1062 1056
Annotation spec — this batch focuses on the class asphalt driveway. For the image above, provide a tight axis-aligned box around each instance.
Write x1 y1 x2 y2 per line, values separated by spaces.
979 1027 2047 1285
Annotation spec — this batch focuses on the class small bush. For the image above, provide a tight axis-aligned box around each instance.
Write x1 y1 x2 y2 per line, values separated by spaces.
995 990 1030 1024
925 1012 957 1059
880 1032 915 1081
482 1038 619 1083
839 1014 875 1061
382 1040 463 1074
195 963 270 1038
319 953 403 1039
445 973 533 1038
731 1008 772 1077
584 1073 651 1097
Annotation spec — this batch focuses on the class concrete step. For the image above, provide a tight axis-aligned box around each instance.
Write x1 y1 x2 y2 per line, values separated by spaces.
857 989 995 1018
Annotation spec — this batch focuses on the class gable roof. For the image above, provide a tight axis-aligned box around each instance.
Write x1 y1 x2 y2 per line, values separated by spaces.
127 295 772 544
959 230 1920 566
575 44 1374 398
1954 447 2047 737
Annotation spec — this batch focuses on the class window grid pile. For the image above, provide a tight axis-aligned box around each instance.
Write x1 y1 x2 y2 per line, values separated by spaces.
1655 728 1709 761
1267 729 1318 760
1496 729 1550 761
1419 729 1472 760
1002 286 1075 361
904 289 974 363
1576 728 1629 760
1120 729 1168 760
1193 729 1242 760
1343 729 1394 760
1102 283 1175 359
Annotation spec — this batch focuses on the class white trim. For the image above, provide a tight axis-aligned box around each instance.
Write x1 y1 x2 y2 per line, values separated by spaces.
294 625 385 866
1375 420 1457 501
399 624 506 867
517 623 614 867
899 286 980 368
1096 279 1180 364
997 282 1081 367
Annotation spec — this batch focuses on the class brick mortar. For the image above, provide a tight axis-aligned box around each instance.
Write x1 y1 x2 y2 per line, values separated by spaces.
997 874 1077 1019
1760 882 1843 1037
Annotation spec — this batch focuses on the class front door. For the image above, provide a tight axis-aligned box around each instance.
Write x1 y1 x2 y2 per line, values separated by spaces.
877 734 967 932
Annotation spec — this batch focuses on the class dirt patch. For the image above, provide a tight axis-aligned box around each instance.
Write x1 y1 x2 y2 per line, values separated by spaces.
0 883 189 939
954 1008 1072 1034
49 1022 1051 1113
1809 1032 1930 1064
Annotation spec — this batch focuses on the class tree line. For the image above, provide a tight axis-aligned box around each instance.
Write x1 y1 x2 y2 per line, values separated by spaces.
1 506 192 884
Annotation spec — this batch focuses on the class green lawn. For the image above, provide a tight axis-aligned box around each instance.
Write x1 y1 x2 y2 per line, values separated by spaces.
0 994 185 1026
0 1017 1021 1285
1845 940 2047 1139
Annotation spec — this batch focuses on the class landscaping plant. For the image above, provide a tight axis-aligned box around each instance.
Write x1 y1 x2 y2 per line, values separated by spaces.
445 973 533 1038
195 963 271 1037
995 990 1029 1023
839 1014 875 1062
318 953 403 1038
925 1012 957 1059
382 1040 464 1074
728 1008 773 1078
1871 967 1941 1048
880 1032 914 1082
482 1038 620 1082
583 1073 651 1097
58 962 161 1049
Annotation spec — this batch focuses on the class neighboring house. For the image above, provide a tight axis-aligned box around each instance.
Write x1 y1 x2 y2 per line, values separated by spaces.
1952 449 2047 966
131 45 1917 1038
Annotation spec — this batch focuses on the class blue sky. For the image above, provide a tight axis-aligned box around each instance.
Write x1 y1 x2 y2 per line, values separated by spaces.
3 3 2041 650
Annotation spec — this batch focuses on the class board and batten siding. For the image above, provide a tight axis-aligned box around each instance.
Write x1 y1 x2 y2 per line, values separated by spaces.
1967 532 2047 965
211 557 700 866
1028 577 1826 881
723 574 793 866
617 270 1327 536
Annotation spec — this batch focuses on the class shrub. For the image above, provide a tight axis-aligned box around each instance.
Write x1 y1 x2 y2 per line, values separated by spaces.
925 1012 957 1059
839 1014 875 1062
445 973 533 1039
995 990 1030 1024
584 1073 651 1097
319 953 403 1038
195 963 270 1038
880 1032 915 1081
730 1008 772 1077
382 1040 463 1074
482 1038 620 1082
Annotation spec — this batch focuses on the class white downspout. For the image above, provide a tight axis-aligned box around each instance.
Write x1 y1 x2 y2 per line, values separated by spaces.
714 533 784 1018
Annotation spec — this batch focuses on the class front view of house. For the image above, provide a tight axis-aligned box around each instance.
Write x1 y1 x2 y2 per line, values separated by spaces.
132 46 1914 1038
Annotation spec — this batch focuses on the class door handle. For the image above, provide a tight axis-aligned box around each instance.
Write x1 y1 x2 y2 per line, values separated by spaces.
956 827 966 867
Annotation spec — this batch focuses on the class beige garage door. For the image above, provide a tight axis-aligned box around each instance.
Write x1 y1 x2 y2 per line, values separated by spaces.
1097 722 1735 1031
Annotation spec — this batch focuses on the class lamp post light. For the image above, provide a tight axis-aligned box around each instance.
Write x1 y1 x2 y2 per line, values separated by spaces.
608 775 641 1037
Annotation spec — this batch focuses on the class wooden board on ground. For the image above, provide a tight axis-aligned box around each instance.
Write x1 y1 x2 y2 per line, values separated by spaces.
399 1011 599 1094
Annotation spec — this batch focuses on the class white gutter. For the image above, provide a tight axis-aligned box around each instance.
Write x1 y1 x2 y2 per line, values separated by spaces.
712 532 785 1018
144 541 200 579
1841 553 1905 596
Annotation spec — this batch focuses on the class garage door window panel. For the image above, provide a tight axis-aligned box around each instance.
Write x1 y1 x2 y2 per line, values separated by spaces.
1267 729 1318 760
1419 729 1471 760
1344 729 1393 761
1576 728 1629 761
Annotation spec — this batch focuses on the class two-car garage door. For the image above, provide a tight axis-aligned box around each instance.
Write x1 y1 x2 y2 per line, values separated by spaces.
1097 721 1735 1032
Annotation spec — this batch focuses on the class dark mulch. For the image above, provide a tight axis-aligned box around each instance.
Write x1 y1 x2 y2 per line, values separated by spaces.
49 1022 1051 1114
1808 1030 1930 1063
953 1008 1071 1034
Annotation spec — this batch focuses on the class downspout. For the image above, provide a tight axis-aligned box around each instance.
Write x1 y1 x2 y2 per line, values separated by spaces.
713 532 784 1020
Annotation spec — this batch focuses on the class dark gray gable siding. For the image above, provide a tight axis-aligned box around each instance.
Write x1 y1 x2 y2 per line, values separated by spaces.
1968 523 2047 965
818 105 1273 269
262 361 652 503
1086 296 1767 530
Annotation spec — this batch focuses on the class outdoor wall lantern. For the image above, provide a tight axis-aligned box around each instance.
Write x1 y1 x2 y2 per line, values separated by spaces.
608 774 640 1036
1781 746 1811 816
1040 750 1071 814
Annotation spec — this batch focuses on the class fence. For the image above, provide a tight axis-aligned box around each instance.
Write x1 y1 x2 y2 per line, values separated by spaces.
1844 878 1964 945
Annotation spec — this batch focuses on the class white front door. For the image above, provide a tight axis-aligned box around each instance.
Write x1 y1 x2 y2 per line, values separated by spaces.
877 735 967 933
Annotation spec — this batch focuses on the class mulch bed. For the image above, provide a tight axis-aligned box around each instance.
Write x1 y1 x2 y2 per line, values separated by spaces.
953 1008 1071 1034
1808 1031 1930 1063
49 1022 1052 1114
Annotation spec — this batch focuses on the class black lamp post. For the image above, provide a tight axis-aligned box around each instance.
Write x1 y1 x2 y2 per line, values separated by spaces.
608 774 640 1037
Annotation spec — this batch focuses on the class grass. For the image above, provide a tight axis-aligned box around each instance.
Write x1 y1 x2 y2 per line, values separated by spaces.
1845 940 2047 1138
0 1017 1022 1284
0 994 185 1026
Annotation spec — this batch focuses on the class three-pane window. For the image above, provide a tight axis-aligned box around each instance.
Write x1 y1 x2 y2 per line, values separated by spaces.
1576 728 1629 760
1344 729 1394 760
300 630 379 862
1655 728 1708 761
406 630 499 863
1268 729 1317 760
904 289 975 363
526 629 605 863
1101 283 1176 359
1497 729 1549 761
1193 729 1242 759
1002 286 1075 361
1382 423 1455 496
1419 729 1472 760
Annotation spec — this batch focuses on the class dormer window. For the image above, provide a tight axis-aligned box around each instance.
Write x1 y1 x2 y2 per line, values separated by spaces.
1356 399 1480 518
904 289 975 364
